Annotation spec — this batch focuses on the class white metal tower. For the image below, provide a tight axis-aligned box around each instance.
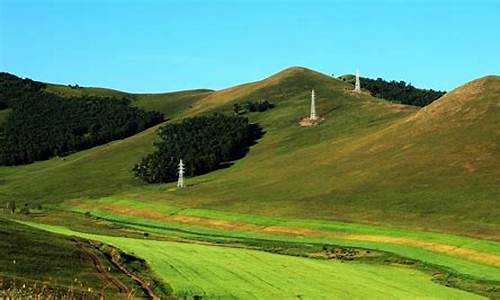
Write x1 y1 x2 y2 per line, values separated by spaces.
354 69 361 93
177 159 185 188
310 89 317 120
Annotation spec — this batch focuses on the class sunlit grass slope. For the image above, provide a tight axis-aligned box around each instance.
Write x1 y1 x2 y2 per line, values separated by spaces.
0 218 120 297
27 222 485 300
45 82 213 117
1 68 499 239
132 71 500 238
0 67 410 202
133 71 500 238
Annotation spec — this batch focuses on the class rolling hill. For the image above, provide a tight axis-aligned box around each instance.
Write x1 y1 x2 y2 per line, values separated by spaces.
1 67 499 298
2 67 498 238
45 82 214 117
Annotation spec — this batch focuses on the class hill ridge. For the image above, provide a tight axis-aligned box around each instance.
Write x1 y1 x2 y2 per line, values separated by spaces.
187 66 349 114
413 75 500 123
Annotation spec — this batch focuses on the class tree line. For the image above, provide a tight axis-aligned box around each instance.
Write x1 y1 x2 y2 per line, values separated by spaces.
133 113 262 183
0 73 164 165
341 75 445 107
0 72 46 109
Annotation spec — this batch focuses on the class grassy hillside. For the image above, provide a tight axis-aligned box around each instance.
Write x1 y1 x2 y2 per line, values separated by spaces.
0 218 125 298
1 68 499 239
46 82 213 118
45 84 129 98
131 89 213 116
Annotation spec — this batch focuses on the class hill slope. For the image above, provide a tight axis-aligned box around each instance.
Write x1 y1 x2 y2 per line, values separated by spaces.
1 68 499 239
151 71 500 238
45 83 213 117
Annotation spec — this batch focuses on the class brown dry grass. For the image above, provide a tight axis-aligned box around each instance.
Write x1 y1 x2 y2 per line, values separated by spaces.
83 202 500 268
99 204 263 232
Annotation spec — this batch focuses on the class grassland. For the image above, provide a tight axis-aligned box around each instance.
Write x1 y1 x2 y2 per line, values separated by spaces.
46 82 213 117
1 67 500 298
10 194 498 298
0 216 172 299
45 84 129 98
2 68 498 238
23 222 487 299
0 218 122 298
57 197 500 282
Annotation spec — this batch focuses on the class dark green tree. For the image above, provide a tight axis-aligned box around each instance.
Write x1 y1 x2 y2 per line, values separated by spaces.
0 73 164 165
134 113 262 183
359 77 445 107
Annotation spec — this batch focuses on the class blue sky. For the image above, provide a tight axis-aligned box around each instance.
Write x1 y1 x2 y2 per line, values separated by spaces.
1 0 499 93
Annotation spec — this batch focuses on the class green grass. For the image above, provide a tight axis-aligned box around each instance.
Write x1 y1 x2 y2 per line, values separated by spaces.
2 68 498 239
61 197 500 282
45 83 130 98
0 218 117 297
70 197 500 256
2 67 500 298
25 222 486 299
45 82 213 119
131 89 213 117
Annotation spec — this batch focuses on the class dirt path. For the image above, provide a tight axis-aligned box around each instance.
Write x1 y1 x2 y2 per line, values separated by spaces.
107 253 160 300
74 238 160 299
73 239 131 295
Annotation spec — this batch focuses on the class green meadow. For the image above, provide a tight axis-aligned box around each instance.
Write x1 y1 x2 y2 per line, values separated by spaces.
59 197 500 282
24 222 486 299
2 67 500 298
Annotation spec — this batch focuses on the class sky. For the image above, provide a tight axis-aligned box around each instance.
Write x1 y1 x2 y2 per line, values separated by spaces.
1 0 499 93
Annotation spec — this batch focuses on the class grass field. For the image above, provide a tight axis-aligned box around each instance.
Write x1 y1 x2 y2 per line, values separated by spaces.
25 222 486 299
0 216 171 299
0 218 121 298
2 67 500 298
58 197 500 282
